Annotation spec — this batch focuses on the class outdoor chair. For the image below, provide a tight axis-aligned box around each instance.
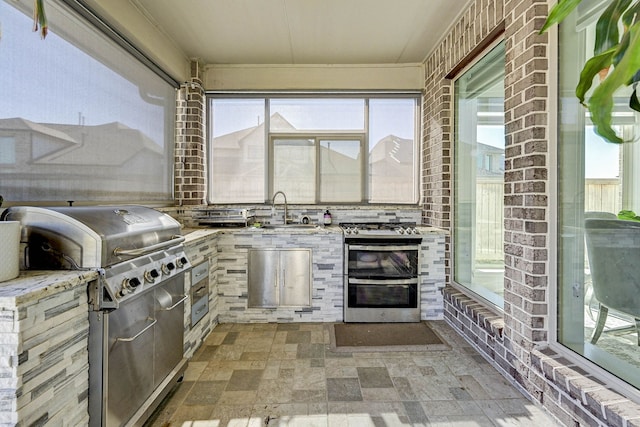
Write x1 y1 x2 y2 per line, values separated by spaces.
585 217 640 345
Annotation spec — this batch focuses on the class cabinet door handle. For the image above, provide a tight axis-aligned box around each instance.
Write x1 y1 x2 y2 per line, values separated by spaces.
193 286 207 297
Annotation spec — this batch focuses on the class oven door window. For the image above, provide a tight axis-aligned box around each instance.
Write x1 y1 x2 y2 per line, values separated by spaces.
346 244 419 279
347 280 418 308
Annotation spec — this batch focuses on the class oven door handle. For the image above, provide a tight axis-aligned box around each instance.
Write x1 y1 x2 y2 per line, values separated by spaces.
348 244 418 252
160 295 188 311
348 278 418 285
113 235 186 257
115 317 157 342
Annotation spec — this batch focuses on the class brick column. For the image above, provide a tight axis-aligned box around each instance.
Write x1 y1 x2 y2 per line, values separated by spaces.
502 0 550 392
174 60 206 206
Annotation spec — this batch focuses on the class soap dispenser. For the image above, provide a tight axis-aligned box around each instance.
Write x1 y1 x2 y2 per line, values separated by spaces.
323 209 332 225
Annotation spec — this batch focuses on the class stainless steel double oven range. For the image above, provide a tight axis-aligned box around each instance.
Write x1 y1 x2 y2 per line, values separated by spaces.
340 222 423 322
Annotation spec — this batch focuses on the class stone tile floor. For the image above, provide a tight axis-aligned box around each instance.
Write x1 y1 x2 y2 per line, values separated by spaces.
147 321 558 426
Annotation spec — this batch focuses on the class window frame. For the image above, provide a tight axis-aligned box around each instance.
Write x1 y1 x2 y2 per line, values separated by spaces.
551 0 640 402
268 133 367 203
451 38 506 312
206 92 421 205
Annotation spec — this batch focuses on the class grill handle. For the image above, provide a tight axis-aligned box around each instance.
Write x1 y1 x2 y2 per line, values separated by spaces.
113 235 185 257
160 295 188 311
115 317 157 342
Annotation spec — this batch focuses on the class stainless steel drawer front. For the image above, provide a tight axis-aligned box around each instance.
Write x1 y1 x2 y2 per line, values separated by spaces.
190 261 209 327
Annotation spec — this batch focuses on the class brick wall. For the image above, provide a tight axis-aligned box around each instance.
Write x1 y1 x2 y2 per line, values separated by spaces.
174 60 207 206
502 0 550 391
424 0 640 425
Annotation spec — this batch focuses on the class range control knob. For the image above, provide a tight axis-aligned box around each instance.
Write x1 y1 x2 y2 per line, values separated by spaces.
166 262 176 271
176 257 188 268
129 277 141 288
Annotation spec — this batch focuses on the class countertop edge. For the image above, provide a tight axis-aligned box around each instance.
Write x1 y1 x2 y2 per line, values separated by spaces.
0 270 99 306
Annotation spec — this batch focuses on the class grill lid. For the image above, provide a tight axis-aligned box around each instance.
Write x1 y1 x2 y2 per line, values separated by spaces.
1 205 183 268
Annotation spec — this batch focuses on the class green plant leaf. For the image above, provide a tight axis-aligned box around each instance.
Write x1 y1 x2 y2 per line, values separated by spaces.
539 0 583 34
33 0 48 39
613 30 631 65
622 0 640 29
630 86 640 111
595 0 632 54
618 210 640 221
576 48 616 104
589 21 640 143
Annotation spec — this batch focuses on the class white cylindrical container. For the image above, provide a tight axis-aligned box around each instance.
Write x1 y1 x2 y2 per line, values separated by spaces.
0 221 20 282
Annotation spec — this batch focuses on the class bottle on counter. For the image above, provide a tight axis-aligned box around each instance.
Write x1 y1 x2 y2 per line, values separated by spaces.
323 209 332 225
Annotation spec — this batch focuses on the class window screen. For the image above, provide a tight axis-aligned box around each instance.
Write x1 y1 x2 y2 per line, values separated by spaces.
0 1 176 204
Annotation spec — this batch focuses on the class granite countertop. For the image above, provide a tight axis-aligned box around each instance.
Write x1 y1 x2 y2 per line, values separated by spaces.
182 224 341 239
0 224 446 303
0 269 99 304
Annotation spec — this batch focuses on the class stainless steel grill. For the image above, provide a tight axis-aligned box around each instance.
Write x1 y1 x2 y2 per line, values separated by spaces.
1 205 191 426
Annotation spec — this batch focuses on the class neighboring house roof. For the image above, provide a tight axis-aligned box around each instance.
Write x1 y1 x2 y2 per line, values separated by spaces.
476 141 505 177
477 141 504 154
0 117 77 144
370 134 413 164
212 112 296 151
34 122 162 165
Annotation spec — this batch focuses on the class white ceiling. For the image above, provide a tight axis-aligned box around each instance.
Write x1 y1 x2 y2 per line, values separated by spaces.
130 0 470 65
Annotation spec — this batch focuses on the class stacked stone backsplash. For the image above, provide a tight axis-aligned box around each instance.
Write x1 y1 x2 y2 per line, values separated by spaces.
166 205 425 229
419 232 447 320
0 273 96 426
215 229 344 323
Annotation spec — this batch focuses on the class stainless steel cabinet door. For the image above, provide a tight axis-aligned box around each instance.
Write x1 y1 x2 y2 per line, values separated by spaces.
248 249 278 308
248 249 311 308
107 291 155 426
280 249 311 306
154 276 186 388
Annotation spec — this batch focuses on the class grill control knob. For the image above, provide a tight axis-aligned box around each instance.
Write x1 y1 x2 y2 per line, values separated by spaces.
167 262 176 271
161 263 171 275
176 257 188 268
129 277 141 288
144 270 159 283
119 279 131 297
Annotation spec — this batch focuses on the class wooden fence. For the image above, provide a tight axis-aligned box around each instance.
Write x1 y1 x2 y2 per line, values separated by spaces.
584 178 621 214
474 178 621 263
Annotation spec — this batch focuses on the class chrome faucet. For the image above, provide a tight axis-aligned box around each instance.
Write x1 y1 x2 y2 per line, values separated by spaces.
271 191 288 225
